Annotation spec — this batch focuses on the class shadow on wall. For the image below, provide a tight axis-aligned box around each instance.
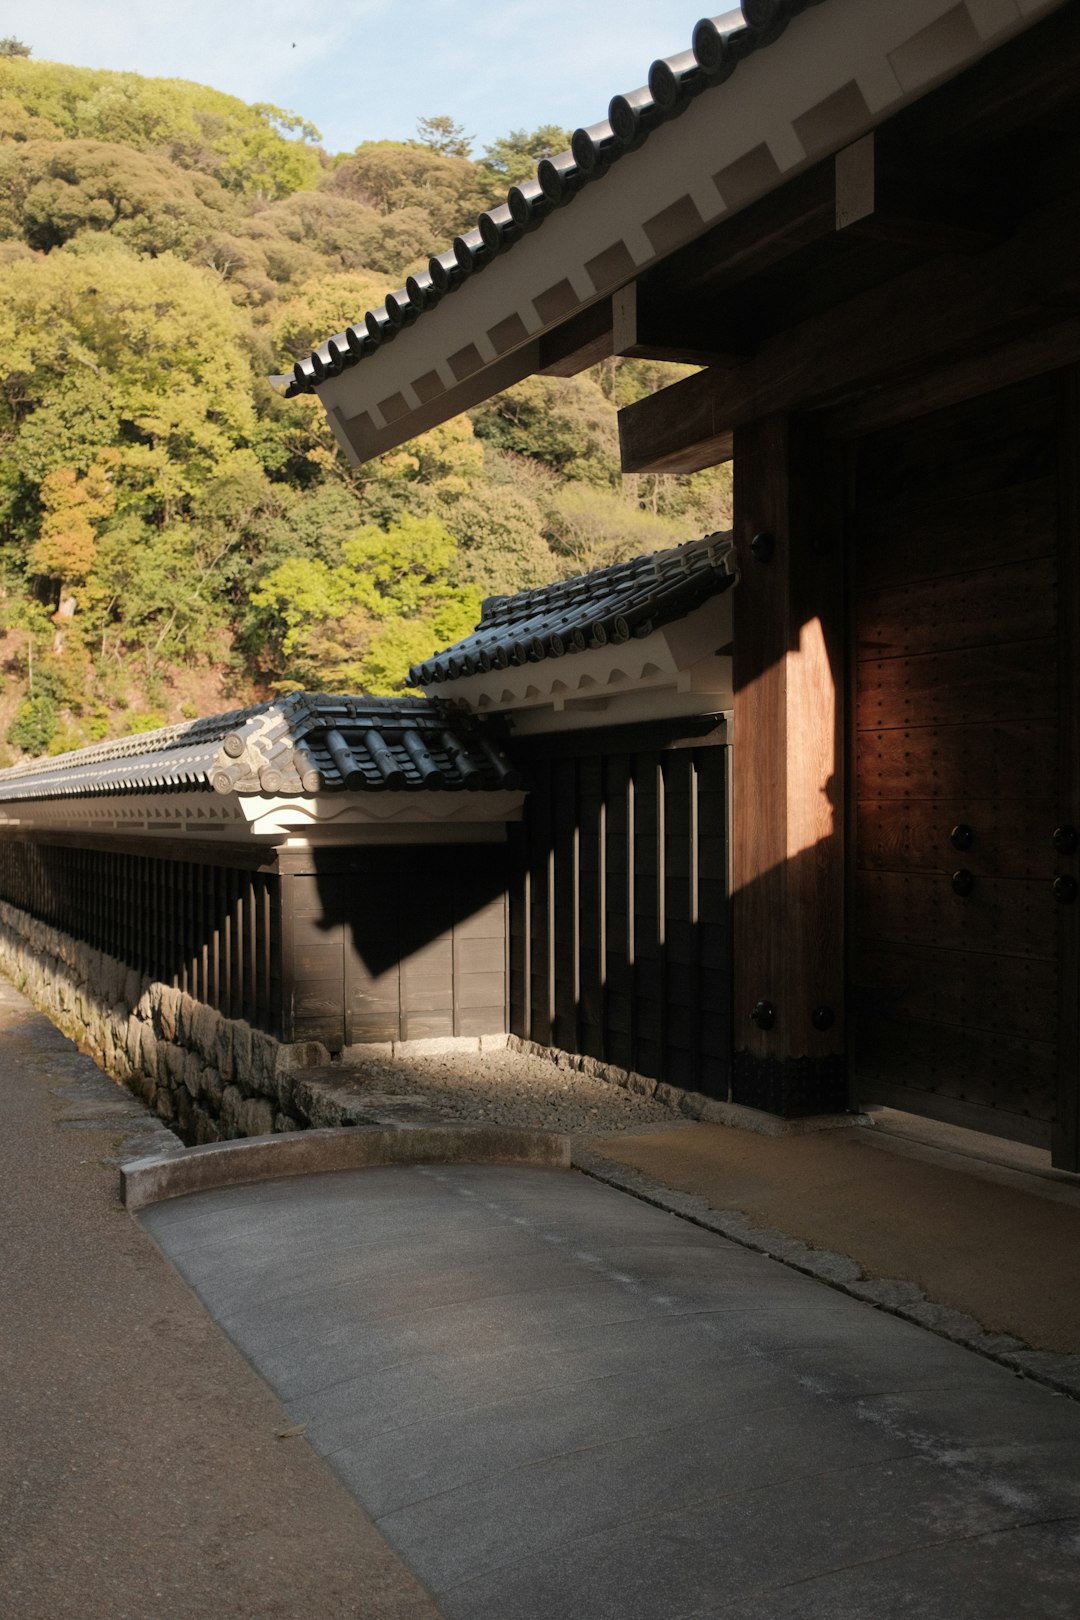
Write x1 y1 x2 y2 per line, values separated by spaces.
296 844 510 1049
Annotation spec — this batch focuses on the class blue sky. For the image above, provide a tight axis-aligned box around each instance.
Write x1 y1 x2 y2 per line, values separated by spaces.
3 1 717 156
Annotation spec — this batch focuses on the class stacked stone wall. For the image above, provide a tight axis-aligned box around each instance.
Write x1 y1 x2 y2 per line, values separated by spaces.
0 900 330 1144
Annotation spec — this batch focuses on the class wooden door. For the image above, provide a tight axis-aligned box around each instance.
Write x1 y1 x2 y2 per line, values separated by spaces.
851 373 1079 1165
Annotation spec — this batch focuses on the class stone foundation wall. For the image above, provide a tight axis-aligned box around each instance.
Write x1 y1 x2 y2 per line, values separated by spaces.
0 900 331 1144
507 1032 738 1120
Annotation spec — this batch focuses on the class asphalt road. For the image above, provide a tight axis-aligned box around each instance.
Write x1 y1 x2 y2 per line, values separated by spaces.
142 1162 1080 1620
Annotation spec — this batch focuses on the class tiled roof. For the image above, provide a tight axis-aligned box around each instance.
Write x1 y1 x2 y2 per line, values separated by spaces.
409 531 736 687
284 2 824 398
0 695 522 803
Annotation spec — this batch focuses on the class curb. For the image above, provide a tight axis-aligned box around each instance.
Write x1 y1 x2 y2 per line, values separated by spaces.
122 1123 570 1211
572 1144 1080 1405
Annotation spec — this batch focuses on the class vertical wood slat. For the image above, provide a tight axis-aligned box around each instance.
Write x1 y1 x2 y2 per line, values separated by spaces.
662 751 696 1091
528 761 553 1048
278 874 294 1043
603 753 633 1072
552 759 578 1053
168 860 179 989
232 869 244 1022
178 859 187 992
245 874 257 1024
138 861 146 972
1055 367 1080 1170
632 753 662 1080
259 876 272 1031
188 859 197 996
577 755 604 1061
508 823 530 1040
206 864 218 1013
222 867 233 1017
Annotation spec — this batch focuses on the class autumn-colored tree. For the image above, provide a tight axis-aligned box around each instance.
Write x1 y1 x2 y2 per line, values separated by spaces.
30 449 119 585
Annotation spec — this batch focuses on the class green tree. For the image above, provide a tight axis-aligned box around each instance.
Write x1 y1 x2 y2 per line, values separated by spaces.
323 140 487 239
0 138 232 254
0 38 31 59
477 125 570 196
471 373 620 484
0 244 254 507
437 480 557 598
250 515 480 693
416 114 472 159
0 57 322 197
547 482 686 572
8 693 57 753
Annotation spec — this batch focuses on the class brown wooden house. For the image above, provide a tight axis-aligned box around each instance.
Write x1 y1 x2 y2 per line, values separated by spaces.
285 0 1080 1169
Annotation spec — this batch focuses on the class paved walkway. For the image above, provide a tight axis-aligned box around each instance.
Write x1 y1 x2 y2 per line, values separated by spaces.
0 980 441 1620
587 1118 1080 1360
142 1162 1080 1620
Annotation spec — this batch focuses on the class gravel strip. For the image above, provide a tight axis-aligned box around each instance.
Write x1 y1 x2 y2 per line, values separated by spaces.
329 1046 685 1137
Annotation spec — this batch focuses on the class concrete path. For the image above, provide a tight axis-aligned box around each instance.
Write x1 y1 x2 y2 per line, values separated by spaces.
0 979 443 1620
589 1120 1080 1359
141 1163 1080 1620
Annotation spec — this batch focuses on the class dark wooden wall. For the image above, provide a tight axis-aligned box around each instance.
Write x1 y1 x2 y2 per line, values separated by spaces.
509 728 731 1095
850 370 1079 1162
282 845 508 1050
0 836 281 1034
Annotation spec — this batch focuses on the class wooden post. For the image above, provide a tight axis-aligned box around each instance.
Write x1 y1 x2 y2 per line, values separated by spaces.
731 415 848 1116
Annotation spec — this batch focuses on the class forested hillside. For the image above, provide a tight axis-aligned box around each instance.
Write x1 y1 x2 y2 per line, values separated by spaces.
0 43 732 758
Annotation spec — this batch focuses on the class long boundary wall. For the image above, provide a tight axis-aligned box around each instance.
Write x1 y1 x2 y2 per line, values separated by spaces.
0 899 331 1142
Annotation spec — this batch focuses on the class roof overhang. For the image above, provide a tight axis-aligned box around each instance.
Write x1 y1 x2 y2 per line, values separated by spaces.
305 0 1060 466
0 786 524 846
424 591 734 737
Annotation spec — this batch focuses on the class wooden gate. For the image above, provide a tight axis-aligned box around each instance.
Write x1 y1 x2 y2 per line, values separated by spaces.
510 728 731 1096
851 372 1080 1165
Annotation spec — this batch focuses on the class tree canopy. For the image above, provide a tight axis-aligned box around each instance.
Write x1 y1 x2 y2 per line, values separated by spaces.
0 57 732 758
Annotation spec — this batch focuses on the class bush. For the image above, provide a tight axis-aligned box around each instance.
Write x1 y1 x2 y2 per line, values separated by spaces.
8 693 58 754
120 709 167 736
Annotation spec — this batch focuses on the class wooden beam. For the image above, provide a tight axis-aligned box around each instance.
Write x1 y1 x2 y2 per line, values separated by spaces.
837 133 998 254
538 297 613 376
652 161 837 301
612 281 745 370
826 315 1080 439
619 183 1080 475
883 1 1080 158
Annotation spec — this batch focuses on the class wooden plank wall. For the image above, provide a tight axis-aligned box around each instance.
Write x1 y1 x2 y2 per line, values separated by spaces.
509 739 731 1095
0 838 282 1035
283 846 508 1050
851 373 1071 1152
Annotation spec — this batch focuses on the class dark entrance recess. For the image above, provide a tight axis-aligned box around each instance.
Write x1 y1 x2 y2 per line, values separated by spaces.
509 722 732 1097
283 844 508 1051
851 370 1080 1168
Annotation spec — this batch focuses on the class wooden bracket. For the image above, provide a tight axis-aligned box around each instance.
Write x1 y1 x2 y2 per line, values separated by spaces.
612 280 749 370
